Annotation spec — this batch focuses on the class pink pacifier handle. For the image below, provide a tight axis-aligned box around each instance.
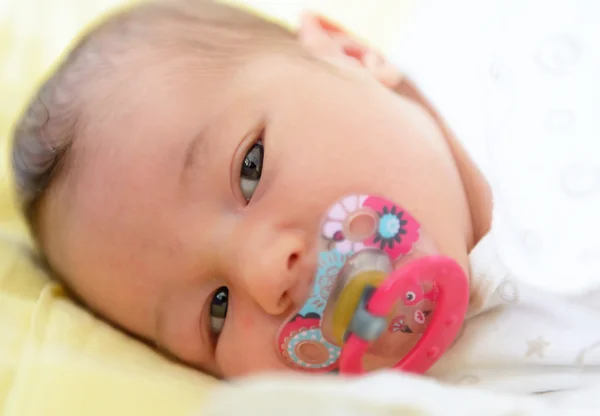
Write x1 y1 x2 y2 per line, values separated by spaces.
340 256 469 375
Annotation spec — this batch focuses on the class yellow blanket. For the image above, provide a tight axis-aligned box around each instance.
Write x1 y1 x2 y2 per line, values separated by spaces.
0 1 414 414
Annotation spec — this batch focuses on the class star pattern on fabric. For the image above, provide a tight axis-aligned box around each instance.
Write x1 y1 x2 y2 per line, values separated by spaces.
525 336 551 359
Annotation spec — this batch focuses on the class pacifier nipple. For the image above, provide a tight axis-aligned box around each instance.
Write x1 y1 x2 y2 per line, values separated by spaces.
276 195 469 375
326 250 391 346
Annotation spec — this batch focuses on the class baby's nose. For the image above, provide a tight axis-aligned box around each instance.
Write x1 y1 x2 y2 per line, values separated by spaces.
234 228 314 316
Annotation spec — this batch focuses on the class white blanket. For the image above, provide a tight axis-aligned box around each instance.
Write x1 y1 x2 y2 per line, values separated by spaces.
204 372 600 415
388 0 600 295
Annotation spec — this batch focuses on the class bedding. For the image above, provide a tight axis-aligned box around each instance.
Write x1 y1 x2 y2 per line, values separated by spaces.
3 0 599 414
203 372 600 415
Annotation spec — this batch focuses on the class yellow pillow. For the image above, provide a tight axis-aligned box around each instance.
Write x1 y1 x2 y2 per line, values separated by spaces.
0 238 214 415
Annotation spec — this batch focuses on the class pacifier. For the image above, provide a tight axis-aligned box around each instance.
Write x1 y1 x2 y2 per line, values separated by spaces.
276 195 469 375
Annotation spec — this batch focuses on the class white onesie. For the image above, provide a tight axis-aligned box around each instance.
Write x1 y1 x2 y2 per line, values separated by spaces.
387 0 600 394
429 229 600 394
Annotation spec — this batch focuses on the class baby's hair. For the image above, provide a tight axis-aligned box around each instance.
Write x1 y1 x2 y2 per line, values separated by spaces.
11 0 297 246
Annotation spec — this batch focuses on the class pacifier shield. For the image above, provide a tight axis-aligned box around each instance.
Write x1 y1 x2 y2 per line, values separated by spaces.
276 195 469 375
340 256 469 375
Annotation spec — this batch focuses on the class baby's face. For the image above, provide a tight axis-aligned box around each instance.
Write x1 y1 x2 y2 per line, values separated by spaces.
40 52 474 377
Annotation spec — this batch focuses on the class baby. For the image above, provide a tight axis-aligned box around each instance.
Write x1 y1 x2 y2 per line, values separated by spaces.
10 0 600 392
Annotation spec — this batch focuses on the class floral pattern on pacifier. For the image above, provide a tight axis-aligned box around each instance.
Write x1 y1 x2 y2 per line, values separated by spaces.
322 195 419 261
278 315 340 372
363 196 420 260
277 250 350 373
307 250 349 309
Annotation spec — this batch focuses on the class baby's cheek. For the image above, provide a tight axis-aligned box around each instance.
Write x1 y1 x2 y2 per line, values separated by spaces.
239 313 256 332
216 305 288 377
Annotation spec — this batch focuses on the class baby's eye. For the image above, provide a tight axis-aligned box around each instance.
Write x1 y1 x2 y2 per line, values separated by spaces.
210 286 229 335
240 140 263 201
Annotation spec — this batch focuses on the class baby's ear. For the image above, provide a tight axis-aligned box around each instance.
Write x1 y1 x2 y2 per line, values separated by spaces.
297 12 401 88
